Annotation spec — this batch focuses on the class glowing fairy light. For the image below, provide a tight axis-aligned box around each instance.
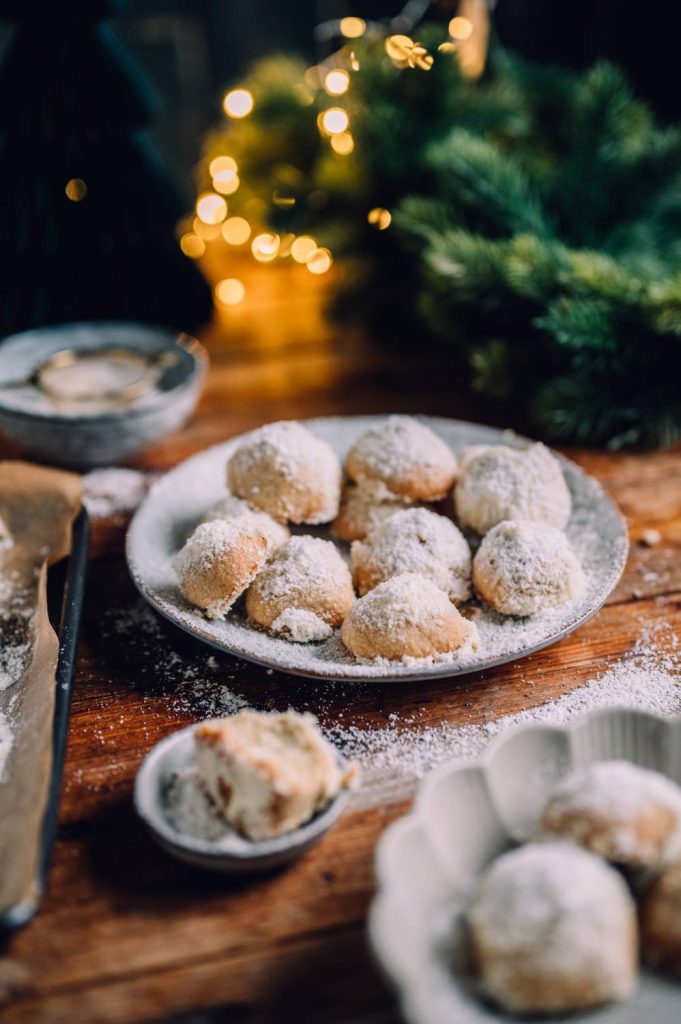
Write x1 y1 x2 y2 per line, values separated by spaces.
222 217 251 245
324 69 350 96
349 51 360 71
448 16 473 40
209 156 237 177
180 233 205 258
330 131 354 155
223 88 254 118
193 217 222 240
306 247 333 274
385 34 414 64
339 16 365 38
291 236 317 263
215 279 245 305
251 232 280 262
368 207 392 230
438 41 456 54
65 178 87 201
321 107 349 135
196 192 227 224
272 189 296 208
213 170 240 195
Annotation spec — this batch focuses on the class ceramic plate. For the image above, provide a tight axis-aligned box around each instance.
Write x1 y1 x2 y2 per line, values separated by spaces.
369 708 681 1024
126 416 628 683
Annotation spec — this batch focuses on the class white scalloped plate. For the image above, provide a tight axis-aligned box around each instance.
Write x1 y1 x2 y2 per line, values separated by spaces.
126 416 628 683
369 708 681 1023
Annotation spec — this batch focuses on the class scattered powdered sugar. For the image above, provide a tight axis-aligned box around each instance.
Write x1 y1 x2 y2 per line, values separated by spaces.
0 570 33 691
271 607 333 642
201 494 289 553
0 710 13 780
82 468 153 519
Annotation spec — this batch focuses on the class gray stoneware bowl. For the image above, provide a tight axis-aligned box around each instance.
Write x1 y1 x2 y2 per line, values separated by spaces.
134 724 352 873
0 321 207 468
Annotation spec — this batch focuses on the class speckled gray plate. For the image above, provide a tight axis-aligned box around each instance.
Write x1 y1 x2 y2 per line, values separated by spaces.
126 416 628 683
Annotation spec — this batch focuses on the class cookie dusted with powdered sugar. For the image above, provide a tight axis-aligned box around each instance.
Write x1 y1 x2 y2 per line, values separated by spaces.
200 493 289 553
174 520 269 620
351 507 471 603
455 442 571 535
642 859 681 975
246 535 354 642
473 519 584 616
332 478 427 543
227 420 342 525
467 842 638 1015
345 415 457 501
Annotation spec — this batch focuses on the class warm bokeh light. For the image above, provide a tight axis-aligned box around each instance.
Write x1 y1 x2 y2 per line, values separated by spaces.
272 190 296 208
251 232 280 262
438 41 457 54
368 207 392 230
65 178 87 201
180 233 206 258
330 131 355 155
306 247 333 274
385 34 413 62
324 69 350 96
196 192 227 224
222 216 251 245
213 170 240 195
209 156 237 177
339 16 366 38
223 88 254 118
448 16 474 40
321 107 349 135
215 278 246 305
193 217 222 240
291 236 317 263
349 51 361 71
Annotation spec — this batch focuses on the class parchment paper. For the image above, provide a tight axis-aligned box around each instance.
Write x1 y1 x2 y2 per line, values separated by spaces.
0 462 81 917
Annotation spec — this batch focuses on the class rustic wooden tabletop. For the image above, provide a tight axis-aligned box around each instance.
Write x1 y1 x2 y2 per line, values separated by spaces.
1 262 680 1024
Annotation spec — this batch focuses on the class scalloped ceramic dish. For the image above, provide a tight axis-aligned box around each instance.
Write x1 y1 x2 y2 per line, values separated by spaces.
126 415 628 683
369 708 681 1024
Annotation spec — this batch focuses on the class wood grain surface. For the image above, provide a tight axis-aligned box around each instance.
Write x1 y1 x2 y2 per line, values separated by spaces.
1 260 680 1024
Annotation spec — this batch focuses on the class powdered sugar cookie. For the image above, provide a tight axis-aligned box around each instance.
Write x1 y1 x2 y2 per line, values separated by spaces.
346 415 457 501
201 494 289 553
246 535 354 642
332 478 424 543
473 519 584 616
467 842 638 1015
539 760 681 870
641 859 681 974
455 443 571 535
174 520 269 620
227 420 342 525
351 507 471 603
340 573 473 661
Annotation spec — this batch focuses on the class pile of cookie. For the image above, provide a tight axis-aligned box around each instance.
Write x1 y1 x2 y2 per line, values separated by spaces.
174 416 584 662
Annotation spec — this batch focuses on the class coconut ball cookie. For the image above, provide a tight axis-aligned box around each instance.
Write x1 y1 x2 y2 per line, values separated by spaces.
455 442 571 535
641 859 681 974
245 535 354 642
201 494 290 553
539 760 681 870
345 415 457 501
174 520 269 620
227 420 342 525
340 572 474 661
332 478 424 543
473 519 584 616
351 507 471 603
467 842 638 1015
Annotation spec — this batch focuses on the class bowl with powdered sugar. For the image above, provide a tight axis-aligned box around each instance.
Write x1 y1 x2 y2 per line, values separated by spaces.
370 707 681 1023
0 321 207 467
127 414 628 684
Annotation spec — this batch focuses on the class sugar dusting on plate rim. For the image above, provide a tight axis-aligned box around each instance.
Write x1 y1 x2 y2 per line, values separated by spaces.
126 415 629 684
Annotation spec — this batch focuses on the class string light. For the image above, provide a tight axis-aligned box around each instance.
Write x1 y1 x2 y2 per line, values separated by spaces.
222 217 251 245
448 16 473 40
349 51 360 71
272 189 296 208
215 278 246 305
306 247 333 274
193 217 222 240
180 233 205 258
65 178 87 201
330 131 354 155
438 41 456 54
320 107 349 134
324 69 350 96
223 88 254 118
196 192 227 224
385 34 414 65
251 232 280 262
213 171 240 195
339 16 366 38
291 236 317 263
209 156 237 177
368 207 392 230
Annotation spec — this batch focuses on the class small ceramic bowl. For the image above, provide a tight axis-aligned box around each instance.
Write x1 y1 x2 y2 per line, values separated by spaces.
0 321 207 468
134 724 352 872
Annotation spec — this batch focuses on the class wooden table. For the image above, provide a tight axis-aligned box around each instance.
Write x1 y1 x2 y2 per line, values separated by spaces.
1 261 680 1023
